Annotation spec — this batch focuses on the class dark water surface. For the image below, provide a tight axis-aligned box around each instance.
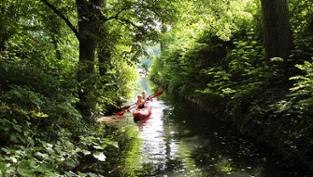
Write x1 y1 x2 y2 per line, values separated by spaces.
123 98 305 177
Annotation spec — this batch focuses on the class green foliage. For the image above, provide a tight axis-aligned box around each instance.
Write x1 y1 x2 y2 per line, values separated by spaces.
0 38 136 177
290 61 313 112
96 59 138 115
0 0 147 175
150 0 261 94
0 126 127 176
274 61 313 120
150 0 313 170
289 0 313 36
289 0 313 65
0 59 80 145
2 0 313 174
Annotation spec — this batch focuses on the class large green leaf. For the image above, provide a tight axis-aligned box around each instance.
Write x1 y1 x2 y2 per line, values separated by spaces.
17 160 37 177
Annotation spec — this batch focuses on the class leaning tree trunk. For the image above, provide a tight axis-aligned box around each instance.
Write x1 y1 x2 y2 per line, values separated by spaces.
76 0 103 119
261 0 292 60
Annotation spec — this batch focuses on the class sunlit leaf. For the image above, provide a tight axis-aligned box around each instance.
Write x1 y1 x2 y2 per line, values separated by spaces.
93 152 106 161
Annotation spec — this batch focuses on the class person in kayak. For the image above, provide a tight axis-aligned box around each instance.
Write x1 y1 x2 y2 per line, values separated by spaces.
142 90 152 101
136 95 145 109
141 91 147 100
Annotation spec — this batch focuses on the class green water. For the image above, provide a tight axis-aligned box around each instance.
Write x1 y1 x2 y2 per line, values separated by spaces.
120 98 306 177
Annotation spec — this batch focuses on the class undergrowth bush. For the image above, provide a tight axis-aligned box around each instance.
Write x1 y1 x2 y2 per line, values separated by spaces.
0 50 138 176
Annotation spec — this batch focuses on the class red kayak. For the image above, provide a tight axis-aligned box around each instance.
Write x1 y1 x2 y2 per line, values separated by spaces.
133 102 152 122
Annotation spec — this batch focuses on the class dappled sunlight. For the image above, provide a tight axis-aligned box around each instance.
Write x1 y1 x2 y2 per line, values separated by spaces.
138 101 171 163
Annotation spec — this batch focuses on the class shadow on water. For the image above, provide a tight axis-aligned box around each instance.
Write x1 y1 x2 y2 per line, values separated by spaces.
128 96 307 177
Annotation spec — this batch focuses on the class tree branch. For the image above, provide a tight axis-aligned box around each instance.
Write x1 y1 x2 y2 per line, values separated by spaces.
117 18 142 30
41 0 79 39
104 7 127 22
101 4 133 24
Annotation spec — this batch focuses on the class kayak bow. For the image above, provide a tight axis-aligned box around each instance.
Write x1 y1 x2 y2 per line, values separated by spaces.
133 102 152 122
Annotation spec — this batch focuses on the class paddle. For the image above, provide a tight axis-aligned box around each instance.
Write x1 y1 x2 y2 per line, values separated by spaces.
114 89 163 116
146 89 163 100
114 103 136 116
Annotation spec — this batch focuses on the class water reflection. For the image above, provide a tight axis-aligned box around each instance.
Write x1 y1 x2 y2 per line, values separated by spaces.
131 99 305 177
138 101 177 164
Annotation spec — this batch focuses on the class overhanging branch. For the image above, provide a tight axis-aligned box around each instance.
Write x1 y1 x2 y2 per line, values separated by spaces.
104 7 127 22
102 3 133 24
117 18 142 31
41 0 79 39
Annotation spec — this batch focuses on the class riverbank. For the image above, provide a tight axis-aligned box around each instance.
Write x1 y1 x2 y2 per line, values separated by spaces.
181 94 313 175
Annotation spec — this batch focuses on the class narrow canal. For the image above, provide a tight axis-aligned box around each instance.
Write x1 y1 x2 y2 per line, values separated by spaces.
122 97 305 177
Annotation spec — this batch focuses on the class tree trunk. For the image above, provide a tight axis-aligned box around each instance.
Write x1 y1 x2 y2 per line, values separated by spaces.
76 0 103 119
261 0 293 86
260 0 292 60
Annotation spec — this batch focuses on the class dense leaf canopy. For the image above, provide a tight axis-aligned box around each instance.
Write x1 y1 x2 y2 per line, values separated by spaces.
1 0 313 176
